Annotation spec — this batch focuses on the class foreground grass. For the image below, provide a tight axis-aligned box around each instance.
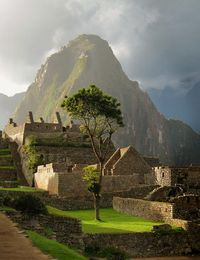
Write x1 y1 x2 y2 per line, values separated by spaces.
27 230 86 260
47 207 164 233
0 186 45 192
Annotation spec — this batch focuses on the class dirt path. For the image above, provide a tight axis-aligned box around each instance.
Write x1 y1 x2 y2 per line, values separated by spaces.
0 212 51 260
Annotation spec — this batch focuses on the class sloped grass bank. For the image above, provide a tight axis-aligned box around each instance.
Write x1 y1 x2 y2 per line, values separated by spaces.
27 230 86 260
47 207 164 233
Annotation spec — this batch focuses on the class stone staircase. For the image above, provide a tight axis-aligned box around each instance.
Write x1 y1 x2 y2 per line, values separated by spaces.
0 139 18 187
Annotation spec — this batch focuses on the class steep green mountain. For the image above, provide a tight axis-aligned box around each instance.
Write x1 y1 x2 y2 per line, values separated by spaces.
0 92 25 130
14 34 200 166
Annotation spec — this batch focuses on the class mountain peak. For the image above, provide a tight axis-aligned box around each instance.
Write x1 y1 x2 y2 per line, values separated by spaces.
68 34 108 47
13 34 200 166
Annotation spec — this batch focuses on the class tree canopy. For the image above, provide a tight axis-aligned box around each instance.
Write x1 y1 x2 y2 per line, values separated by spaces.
61 85 124 220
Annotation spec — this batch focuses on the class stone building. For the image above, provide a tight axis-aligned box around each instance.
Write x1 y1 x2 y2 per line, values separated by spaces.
34 145 154 198
34 161 146 198
153 165 200 188
4 111 63 145
103 146 152 177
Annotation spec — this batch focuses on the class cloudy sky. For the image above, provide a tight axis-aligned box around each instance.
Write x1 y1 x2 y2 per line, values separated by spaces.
0 0 200 96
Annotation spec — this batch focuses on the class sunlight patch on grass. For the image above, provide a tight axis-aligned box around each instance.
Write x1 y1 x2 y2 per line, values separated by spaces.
47 206 164 233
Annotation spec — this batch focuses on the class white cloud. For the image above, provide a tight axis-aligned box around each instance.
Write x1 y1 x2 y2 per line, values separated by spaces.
0 0 200 95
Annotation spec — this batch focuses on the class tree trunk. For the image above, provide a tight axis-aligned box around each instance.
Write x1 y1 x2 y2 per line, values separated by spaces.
94 193 101 220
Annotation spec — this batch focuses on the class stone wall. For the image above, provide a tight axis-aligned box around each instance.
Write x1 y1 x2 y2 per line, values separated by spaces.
9 212 82 248
153 166 200 188
113 195 200 222
83 232 195 258
34 165 147 198
153 166 171 186
113 197 173 221
188 166 200 188
4 123 25 145
0 169 17 181
172 195 200 220
35 146 97 165
0 185 156 210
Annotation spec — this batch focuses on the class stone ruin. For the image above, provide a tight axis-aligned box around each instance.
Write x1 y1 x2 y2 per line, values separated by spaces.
34 145 154 198
152 165 200 189
4 111 64 145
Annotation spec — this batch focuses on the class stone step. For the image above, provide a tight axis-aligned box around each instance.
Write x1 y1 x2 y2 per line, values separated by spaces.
0 156 13 166
0 168 17 181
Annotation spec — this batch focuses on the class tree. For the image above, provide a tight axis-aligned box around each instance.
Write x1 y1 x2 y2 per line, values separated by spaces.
61 85 123 220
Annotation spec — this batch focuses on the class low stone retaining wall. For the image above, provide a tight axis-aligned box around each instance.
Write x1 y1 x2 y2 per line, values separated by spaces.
8 212 82 248
0 157 13 166
113 197 173 221
0 169 17 181
83 232 196 258
0 185 157 210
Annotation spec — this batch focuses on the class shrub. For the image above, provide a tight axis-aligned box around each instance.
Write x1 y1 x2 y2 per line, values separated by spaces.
13 194 47 216
22 144 44 171
84 246 127 260
2 195 15 207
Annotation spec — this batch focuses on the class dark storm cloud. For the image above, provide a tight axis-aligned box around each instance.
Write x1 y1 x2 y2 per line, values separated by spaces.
0 0 200 94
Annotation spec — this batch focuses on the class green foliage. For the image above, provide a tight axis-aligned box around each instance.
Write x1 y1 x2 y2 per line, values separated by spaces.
85 246 127 260
1 194 15 207
61 85 124 163
42 226 54 238
62 85 124 220
62 85 123 126
13 194 47 216
83 166 100 194
26 230 86 260
22 142 44 171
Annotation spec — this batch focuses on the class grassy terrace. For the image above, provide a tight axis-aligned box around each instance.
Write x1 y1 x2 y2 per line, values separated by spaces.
0 166 16 170
27 231 86 260
0 149 11 156
0 186 45 192
0 154 12 158
47 207 164 233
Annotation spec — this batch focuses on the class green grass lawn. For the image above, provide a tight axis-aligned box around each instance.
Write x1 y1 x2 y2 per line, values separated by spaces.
27 230 86 260
0 186 45 192
47 206 164 233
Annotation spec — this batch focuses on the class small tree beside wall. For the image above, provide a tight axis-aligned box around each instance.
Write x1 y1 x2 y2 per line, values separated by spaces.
61 85 123 220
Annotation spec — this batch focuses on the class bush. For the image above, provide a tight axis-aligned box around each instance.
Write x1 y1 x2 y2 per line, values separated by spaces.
100 247 127 260
85 246 127 260
2 195 15 207
13 194 47 216
22 143 44 171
